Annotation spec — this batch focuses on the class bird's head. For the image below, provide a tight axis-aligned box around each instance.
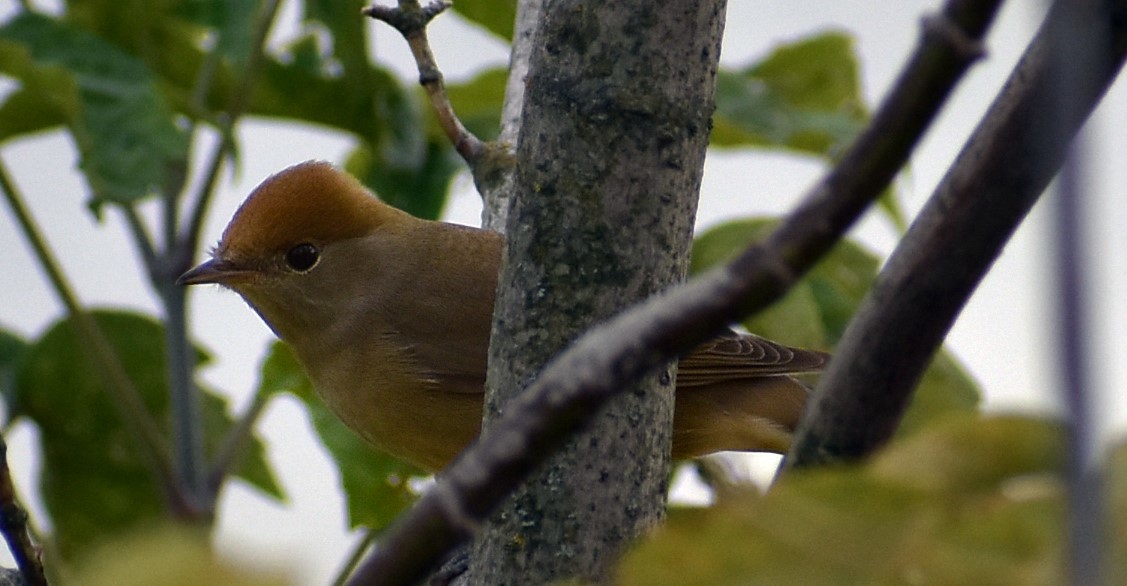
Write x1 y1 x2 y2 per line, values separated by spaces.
178 160 409 343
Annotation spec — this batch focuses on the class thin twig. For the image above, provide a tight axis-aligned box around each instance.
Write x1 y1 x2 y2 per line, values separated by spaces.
0 435 47 586
183 31 227 147
0 156 179 503
119 205 159 275
782 0 1127 472
345 1 1002 583
162 160 189 255
363 1 485 164
182 133 230 268
206 389 269 494
331 530 378 586
161 29 225 251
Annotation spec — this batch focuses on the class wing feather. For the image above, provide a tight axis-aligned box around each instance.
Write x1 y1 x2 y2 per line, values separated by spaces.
676 330 829 387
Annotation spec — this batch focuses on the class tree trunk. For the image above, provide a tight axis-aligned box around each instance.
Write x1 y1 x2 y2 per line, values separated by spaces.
471 1 726 583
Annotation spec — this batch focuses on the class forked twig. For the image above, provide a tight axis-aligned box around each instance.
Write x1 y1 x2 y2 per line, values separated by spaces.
363 1 486 164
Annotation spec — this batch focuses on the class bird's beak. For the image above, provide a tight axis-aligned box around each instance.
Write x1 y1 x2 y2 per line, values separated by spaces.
177 258 254 286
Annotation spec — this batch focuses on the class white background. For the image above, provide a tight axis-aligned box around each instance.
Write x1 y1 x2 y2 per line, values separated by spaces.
1 2 1125 583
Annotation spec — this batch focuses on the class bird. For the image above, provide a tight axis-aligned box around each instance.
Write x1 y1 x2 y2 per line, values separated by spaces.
179 161 829 472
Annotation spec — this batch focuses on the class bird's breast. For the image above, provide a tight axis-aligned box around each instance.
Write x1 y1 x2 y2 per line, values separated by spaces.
295 331 484 472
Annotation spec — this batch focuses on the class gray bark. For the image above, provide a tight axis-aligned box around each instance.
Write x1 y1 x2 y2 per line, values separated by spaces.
471 1 726 583
480 0 543 233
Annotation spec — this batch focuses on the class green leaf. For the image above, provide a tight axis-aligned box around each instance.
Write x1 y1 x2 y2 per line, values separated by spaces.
898 350 981 437
10 310 280 558
710 31 908 230
452 0 517 41
620 416 1065 584
304 0 371 80
173 0 259 67
0 327 29 423
0 13 188 206
748 32 862 112
802 232 880 341
77 525 286 586
692 219 827 349
0 34 82 141
0 83 74 142
870 415 1064 492
7 2 436 183
712 31 865 158
346 139 459 221
258 342 422 530
1108 438 1127 585
691 218 981 426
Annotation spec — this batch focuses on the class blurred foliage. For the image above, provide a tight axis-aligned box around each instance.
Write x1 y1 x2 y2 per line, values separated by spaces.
4 311 281 559
620 416 1074 584
713 31 865 157
452 0 518 41
0 328 26 399
73 524 288 586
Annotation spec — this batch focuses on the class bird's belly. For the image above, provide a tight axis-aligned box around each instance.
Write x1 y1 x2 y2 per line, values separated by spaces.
302 346 484 472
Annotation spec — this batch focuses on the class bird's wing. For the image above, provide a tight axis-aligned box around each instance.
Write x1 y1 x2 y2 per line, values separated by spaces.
395 327 490 395
675 330 829 387
371 221 501 395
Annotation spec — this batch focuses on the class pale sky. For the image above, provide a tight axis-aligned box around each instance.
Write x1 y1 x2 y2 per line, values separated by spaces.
1 2 1125 583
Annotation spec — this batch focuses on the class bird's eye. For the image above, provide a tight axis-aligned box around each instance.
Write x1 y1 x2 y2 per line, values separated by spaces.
284 243 320 273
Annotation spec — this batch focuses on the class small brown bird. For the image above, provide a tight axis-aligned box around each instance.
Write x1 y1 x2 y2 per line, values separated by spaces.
180 161 827 472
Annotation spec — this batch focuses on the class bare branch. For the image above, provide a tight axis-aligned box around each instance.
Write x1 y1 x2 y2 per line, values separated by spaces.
345 1 1002 583
784 0 1127 471
331 530 377 586
0 435 47 586
363 1 485 165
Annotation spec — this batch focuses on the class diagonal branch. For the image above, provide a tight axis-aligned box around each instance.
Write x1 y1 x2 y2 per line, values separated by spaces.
345 1 1002 583
783 0 1127 472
